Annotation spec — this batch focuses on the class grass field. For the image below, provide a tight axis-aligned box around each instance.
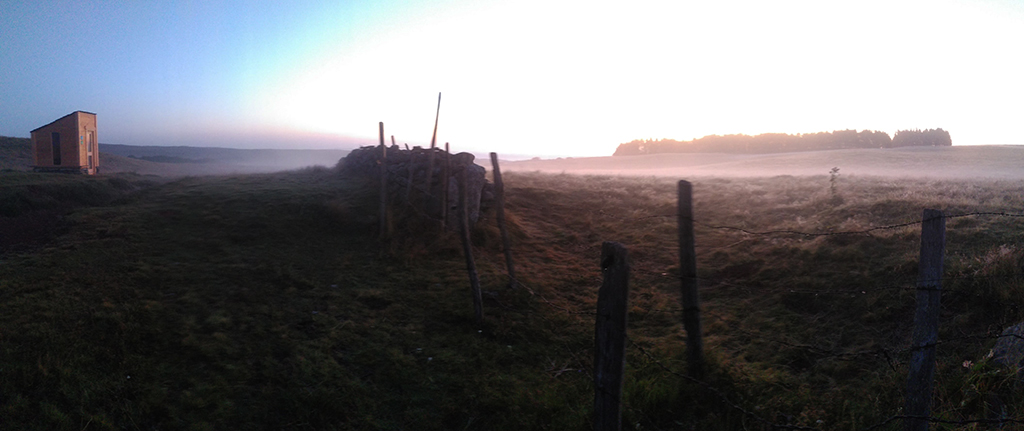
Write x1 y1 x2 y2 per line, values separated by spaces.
2 160 1024 429
504 145 1024 179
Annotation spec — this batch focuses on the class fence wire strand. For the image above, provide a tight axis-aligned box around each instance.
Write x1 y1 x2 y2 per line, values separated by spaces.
470 204 1024 429
607 211 1024 238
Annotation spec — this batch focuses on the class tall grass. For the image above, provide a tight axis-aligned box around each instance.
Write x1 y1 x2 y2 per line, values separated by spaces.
499 172 1024 429
1 169 1023 429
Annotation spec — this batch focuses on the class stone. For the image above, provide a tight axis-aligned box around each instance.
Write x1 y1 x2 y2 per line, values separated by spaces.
991 322 1024 368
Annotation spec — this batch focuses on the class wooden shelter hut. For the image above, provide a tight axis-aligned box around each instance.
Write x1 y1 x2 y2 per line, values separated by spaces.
31 111 99 174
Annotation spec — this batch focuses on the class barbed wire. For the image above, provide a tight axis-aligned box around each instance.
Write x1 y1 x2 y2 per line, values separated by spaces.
694 211 1024 237
591 211 1024 238
471 207 1024 429
633 304 1024 362
626 266 1022 297
511 277 599 316
489 252 1024 366
477 274 1024 431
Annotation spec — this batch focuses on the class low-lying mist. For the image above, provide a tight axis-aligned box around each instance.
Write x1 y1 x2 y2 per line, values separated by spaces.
503 146 1024 180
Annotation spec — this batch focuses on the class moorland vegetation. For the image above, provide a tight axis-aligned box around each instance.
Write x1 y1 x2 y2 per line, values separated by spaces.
1 163 1023 430
0 136 348 175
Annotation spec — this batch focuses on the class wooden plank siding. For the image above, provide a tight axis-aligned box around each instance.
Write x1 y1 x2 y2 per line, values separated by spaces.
30 111 99 174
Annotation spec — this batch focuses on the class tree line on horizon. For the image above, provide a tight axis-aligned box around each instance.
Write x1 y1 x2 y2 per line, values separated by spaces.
612 128 952 156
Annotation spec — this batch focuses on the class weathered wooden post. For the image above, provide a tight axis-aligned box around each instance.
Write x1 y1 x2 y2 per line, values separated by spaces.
378 122 388 239
441 142 450 231
459 168 483 324
594 241 629 431
678 180 704 379
392 135 415 205
424 142 436 208
431 92 441 146
422 93 442 218
905 209 945 431
406 147 416 204
490 152 517 288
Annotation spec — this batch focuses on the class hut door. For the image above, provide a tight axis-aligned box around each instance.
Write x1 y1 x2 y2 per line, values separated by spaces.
87 131 95 169
51 132 61 165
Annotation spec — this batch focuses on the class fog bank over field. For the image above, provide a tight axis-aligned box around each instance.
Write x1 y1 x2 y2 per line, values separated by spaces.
503 146 1024 179
101 144 349 171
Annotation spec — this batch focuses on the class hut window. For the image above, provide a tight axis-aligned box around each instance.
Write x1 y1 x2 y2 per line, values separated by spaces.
51 132 61 165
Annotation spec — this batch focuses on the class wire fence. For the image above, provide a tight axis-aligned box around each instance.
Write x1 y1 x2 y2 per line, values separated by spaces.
366 133 1024 429
486 209 1024 430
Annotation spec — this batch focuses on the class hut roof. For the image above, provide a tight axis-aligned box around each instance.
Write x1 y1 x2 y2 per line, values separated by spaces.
30 111 97 133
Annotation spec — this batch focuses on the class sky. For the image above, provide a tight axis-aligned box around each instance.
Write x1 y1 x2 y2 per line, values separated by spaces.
2 0 1023 157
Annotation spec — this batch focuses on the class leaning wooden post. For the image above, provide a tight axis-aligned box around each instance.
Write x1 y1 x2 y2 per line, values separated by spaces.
490 152 517 288
431 92 441 146
459 168 483 324
423 144 436 214
406 148 416 205
594 241 629 431
393 134 415 204
422 93 442 218
378 122 388 239
678 180 704 379
441 142 450 230
905 209 945 431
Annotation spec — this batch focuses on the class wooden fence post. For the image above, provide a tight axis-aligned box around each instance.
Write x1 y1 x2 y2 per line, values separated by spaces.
423 93 442 218
678 180 704 379
459 168 483 324
490 152 517 288
905 209 945 431
594 241 629 431
424 142 436 212
378 122 388 239
431 92 441 147
406 148 416 204
441 142 450 231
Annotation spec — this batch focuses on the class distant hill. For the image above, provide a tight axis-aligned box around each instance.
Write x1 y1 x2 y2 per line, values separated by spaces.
0 137 350 176
614 129 952 156
0 136 33 171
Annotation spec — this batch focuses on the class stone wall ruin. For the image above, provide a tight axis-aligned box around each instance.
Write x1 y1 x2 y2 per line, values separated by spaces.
339 145 493 229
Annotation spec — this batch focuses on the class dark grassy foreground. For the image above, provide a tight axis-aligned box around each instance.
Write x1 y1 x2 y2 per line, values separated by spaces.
2 168 1024 430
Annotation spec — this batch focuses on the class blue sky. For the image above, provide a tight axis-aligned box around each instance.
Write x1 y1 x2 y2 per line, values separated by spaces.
2 0 1023 157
